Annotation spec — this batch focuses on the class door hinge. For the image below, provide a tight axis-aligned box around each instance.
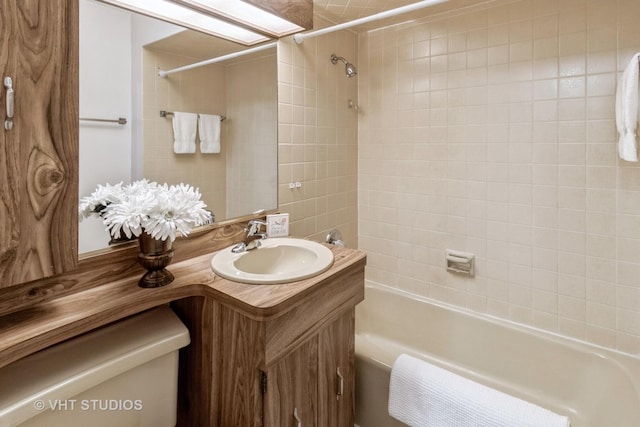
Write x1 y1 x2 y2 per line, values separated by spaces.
260 371 267 394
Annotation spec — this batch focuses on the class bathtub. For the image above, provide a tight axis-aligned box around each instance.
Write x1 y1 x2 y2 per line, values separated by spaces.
355 282 640 427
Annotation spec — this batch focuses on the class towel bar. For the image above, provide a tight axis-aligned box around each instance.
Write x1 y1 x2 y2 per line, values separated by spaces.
160 110 226 121
80 117 127 125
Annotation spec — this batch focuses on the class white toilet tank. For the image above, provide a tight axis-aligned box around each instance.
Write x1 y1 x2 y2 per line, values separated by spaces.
0 306 190 427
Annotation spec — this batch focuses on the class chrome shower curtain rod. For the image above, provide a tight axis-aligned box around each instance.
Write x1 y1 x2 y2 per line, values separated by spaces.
157 41 277 78
157 0 448 76
293 0 449 44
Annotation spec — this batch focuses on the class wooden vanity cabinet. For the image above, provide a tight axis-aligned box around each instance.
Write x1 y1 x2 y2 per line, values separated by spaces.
263 311 355 427
173 257 363 427
318 311 355 427
263 334 319 426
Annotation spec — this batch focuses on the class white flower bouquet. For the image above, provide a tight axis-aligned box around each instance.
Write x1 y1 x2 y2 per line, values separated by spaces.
79 179 212 243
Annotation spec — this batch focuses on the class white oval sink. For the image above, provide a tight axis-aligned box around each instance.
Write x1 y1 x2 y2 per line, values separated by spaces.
211 238 334 284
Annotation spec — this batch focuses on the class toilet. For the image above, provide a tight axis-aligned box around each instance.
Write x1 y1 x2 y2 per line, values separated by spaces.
0 306 190 427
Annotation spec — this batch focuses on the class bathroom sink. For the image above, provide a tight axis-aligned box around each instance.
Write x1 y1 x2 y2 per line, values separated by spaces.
211 237 334 284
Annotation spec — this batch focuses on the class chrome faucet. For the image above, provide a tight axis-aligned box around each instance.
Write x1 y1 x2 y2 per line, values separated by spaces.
232 219 267 253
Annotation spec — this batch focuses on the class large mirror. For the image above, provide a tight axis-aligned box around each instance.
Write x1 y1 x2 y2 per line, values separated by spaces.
78 0 278 254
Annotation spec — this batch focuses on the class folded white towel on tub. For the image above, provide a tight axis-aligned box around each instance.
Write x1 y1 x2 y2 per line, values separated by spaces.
198 113 221 154
388 354 570 427
171 112 198 154
615 53 640 162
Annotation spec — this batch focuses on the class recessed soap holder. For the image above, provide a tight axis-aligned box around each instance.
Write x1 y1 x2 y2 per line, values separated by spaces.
446 249 475 276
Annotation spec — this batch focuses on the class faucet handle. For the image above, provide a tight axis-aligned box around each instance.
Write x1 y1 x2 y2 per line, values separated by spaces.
247 219 267 235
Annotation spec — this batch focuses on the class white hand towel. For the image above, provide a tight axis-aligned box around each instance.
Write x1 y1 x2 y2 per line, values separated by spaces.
198 114 221 154
172 112 198 154
615 53 640 162
388 354 570 427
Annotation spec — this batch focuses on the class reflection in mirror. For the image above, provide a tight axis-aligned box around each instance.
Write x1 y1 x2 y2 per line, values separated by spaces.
79 0 278 254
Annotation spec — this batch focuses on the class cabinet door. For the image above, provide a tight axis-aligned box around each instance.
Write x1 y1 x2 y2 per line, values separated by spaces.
318 310 355 427
264 337 318 427
0 0 78 287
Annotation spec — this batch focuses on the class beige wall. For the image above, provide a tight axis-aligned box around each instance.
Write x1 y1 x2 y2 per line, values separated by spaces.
359 0 640 354
142 48 227 220
226 54 278 219
278 16 359 246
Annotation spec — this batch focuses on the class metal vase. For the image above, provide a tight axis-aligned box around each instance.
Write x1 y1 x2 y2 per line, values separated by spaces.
137 233 175 288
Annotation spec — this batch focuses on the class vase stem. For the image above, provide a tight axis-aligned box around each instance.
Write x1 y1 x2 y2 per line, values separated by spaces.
137 233 175 288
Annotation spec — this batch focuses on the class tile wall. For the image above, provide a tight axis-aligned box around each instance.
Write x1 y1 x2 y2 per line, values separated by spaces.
143 48 227 217
358 0 640 354
278 16 359 246
145 48 279 222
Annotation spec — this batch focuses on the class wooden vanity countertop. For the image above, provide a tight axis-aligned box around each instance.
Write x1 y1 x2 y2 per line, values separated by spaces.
0 245 366 370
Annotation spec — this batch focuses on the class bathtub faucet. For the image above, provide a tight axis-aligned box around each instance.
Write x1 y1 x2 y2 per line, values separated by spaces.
232 219 267 253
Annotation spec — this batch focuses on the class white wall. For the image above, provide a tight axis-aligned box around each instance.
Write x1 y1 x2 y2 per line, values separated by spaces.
78 0 132 253
130 14 183 180
79 1 182 253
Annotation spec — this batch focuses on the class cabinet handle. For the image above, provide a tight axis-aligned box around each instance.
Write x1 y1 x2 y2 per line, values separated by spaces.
336 367 344 400
293 407 302 427
4 77 13 131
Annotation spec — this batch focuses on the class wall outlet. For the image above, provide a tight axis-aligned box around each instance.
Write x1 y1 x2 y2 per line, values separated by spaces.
266 213 289 237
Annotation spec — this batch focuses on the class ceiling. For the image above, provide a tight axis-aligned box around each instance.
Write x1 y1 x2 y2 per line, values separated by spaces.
313 0 418 23
148 0 423 60
311 0 500 31
148 0 501 62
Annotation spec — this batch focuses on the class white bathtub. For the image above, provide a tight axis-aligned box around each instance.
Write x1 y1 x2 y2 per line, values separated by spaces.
355 282 640 427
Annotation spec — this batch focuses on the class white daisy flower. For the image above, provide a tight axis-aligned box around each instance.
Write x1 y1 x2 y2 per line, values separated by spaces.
78 182 125 219
79 179 213 242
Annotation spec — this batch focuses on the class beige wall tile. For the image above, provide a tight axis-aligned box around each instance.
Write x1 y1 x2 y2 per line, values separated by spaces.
142 49 227 219
278 15 358 246
358 0 640 355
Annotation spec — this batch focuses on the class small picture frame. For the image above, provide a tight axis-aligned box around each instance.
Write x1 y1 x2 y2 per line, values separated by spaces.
266 213 289 238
